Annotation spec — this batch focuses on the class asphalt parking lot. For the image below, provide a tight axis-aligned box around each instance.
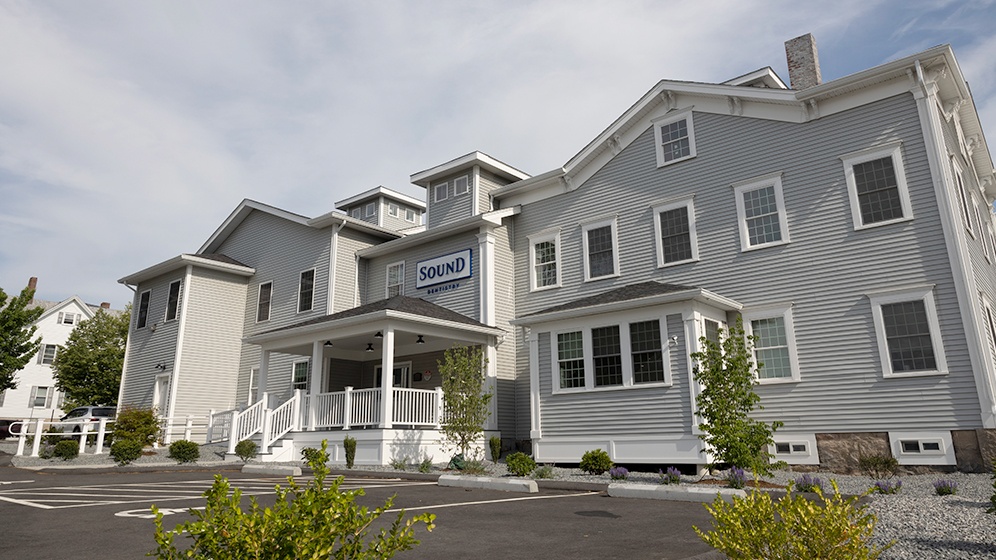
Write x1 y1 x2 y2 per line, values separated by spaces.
0 464 720 560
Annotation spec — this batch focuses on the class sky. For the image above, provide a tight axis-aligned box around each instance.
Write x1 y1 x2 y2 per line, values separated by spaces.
1 0 994 308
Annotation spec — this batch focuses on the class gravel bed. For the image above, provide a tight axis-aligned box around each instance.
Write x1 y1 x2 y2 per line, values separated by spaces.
4 441 994 558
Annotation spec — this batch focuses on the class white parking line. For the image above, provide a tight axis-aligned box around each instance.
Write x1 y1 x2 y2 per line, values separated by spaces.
385 491 600 513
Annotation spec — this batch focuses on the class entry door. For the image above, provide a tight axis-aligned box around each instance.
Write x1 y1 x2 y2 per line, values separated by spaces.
153 374 170 414
374 364 412 388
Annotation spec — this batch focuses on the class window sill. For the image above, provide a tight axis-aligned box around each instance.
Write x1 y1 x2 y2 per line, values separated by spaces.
530 284 561 293
741 240 790 253
656 154 696 169
854 215 914 231
756 377 800 385
883 369 948 379
584 273 621 283
552 382 673 395
658 258 698 269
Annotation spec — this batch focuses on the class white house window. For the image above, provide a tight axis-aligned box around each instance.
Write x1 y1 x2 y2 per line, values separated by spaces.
256 282 272 322
351 208 361 219
841 143 913 229
39 344 58 365
434 182 448 202
734 173 789 251
386 262 405 298
59 312 78 325
653 110 696 167
592 326 623 387
454 176 469 196
557 331 585 389
30 386 53 408
388 203 399 218
137 290 151 329
653 198 697 267
989 223 996 263
869 286 947 377
582 218 619 281
630 320 665 384
529 230 561 291
292 361 309 391
165 280 181 322
704 319 722 345
298 269 315 313
365 202 376 218
743 305 800 382
954 163 973 235
405 208 416 223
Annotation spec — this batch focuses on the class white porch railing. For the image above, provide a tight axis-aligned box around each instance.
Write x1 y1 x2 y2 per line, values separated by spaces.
308 386 442 430
393 387 444 426
262 389 302 451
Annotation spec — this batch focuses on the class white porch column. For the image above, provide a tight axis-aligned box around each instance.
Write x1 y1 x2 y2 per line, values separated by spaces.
485 341 498 431
528 328 542 440
379 328 395 429
477 230 496 327
258 350 270 406
309 340 323 431
683 310 702 434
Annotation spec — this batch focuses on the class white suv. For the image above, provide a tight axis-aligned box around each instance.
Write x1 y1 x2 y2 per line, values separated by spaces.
59 406 116 434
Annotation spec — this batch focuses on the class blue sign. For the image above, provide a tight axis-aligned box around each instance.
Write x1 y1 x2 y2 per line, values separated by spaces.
416 249 472 289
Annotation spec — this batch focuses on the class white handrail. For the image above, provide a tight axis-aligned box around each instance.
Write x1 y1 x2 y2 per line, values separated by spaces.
263 390 302 449
234 393 267 442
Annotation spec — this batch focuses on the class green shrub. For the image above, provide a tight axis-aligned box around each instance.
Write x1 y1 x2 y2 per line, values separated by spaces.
418 458 433 473
111 439 144 465
695 482 892 559
489 436 501 462
150 440 435 559
505 452 536 477
43 426 65 446
579 449 613 475
114 406 162 446
301 446 323 465
390 456 408 471
54 439 79 461
234 439 257 462
858 455 899 479
344 435 356 469
534 464 556 479
462 457 488 475
168 440 200 463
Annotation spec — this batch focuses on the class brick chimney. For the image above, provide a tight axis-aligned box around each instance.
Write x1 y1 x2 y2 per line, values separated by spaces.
28 276 37 291
785 33 822 90
100 302 111 309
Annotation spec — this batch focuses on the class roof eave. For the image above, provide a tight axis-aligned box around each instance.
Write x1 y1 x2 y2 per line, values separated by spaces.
357 207 520 258
119 254 255 286
510 288 742 326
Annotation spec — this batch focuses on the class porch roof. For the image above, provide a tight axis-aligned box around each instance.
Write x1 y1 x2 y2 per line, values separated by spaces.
511 281 742 325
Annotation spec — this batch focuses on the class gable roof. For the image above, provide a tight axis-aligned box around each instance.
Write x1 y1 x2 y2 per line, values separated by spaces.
33 296 98 324
410 151 530 187
119 253 255 286
335 186 426 210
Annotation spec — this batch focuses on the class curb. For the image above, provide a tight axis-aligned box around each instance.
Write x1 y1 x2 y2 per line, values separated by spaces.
438 474 538 493
243 464 302 476
608 482 746 502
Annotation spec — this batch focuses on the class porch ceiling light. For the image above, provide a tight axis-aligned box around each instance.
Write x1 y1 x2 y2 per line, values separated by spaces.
416 335 425 344
374 331 383 338
366 343 374 352
324 340 333 347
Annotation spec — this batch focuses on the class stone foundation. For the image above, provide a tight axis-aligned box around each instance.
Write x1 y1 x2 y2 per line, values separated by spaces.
952 429 996 473
815 432 890 473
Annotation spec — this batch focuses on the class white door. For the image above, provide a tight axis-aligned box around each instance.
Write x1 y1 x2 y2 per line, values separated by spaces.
152 374 171 414
375 363 412 388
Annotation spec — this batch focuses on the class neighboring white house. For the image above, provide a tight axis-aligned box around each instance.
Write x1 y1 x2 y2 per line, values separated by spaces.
0 277 114 422
117 36 996 471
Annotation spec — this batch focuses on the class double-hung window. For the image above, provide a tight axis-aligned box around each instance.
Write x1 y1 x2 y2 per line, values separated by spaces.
552 317 671 392
743 305 800 382
434 182 448 202
653 110 696 167
592 326 623 387
557 331 585 389
841 143 913 229
388 203 399 217
58 312 77 325
256 282 272 322
298 269 315 313
868 286 947 377
137 290 151 329
292 361 309 391
30 386 53 408
454 176 469 196
529 230 561 291
630 320 665 383
39 344 58 365
734 173 789 251
405 208 416 223
582 217 619 281
386 262 405 298
954 162 973 235
165 280 181 322
351 208 361 219
365 202 376 218
653 197 697 267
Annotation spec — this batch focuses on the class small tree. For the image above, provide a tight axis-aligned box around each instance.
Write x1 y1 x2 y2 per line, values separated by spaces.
438 345 492 457
52 307 130 408
691 317 782 475
0 284 44 392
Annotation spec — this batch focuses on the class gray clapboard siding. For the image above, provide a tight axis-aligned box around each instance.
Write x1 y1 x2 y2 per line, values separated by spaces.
336 228 387 312
120 270 185 409
515 92 982 434
172 267 247 417
479 169 510 213
427 176 474 229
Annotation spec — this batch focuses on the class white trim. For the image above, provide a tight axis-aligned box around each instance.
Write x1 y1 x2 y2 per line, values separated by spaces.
434 182 448 202
292 359 310 391
297 268 316 314
365 202 376 218
652 196 698 268
953 158 974 237
652 109 696 168
385 261 405 298
867 285 948 378
167 265 194 421
733 172 790 251
528 229 562 291
742 303 800 383
136 289 151 329
581 217 620 281
840 142 914 230
454 175 470 196
164 279 181 322
387 202 399 218
350 207 361 219
889 431 955 465
768 433 820 465
256 281 273 323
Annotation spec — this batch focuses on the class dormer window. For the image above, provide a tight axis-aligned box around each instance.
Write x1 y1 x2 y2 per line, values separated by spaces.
351 208 361 219
454 176 469 196
388 203 399 217
434 182 448 202
365 202 376 218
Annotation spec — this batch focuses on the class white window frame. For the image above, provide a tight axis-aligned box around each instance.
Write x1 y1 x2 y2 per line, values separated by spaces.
733 172 790 252
953 159 974 236
982 296 996 370
889 431 955 465
292 360 310 391
386 261 405 298
30 386 54 409
548 313 672 395
137 289 151 329
652 109 696 168
454 175 470 196
165 280 181 322
58 312 77 325
581 216 620 282
405 208 416 223
742 304 800 384
840 143 913 230
388 203 399 218
365 202 376 218
769 433 820 465
434 182 448 202
652 197 698 267
39 344 58 366
350 208 361 219
973 194 989 261
989 222 996 264
868 285 948 378
528 229 562 292
297 268 316 313
256 281 273 323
